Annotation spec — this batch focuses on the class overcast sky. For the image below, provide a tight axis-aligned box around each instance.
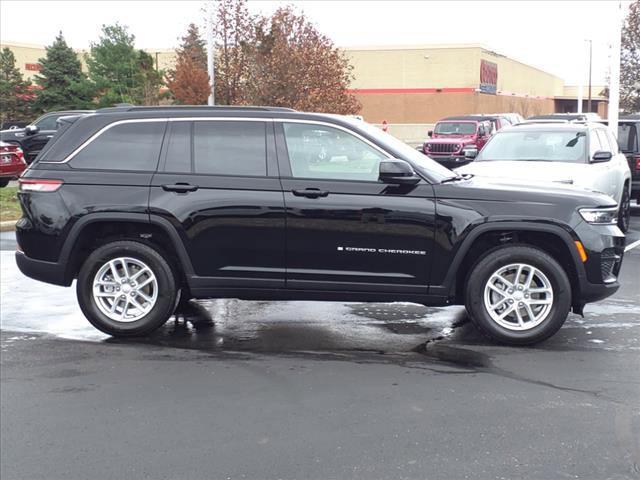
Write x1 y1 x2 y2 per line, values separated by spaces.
0 0 630 85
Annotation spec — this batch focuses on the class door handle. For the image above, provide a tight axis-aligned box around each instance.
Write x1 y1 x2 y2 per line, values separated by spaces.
162 183 199 193
292 188 329 198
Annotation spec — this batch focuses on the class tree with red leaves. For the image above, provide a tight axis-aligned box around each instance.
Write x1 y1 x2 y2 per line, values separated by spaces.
166 23 210 104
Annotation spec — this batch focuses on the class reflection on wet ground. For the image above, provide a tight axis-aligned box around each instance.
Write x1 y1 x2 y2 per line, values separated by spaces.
1 250 639 360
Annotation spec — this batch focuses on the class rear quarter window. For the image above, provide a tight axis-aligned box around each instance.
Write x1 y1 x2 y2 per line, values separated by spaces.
69 121 166 171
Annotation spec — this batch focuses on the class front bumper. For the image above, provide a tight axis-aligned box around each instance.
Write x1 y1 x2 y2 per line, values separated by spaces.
427 154 473 169
573 222 625 306
15 251 72 287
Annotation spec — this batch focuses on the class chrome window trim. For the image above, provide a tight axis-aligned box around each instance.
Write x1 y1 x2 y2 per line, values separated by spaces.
43 116 391 165
42 117 273 164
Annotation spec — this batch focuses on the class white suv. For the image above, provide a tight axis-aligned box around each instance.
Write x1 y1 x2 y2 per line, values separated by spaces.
456 122 632 232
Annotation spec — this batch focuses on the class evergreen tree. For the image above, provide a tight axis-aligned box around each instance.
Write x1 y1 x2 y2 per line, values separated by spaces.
134 50 163 105
87 23 143 107
178 23 207 69
0 48 32 124
33 32 95 112
166 23 208 103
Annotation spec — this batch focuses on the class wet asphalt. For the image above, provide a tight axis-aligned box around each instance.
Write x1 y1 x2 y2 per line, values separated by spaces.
1 211 639 480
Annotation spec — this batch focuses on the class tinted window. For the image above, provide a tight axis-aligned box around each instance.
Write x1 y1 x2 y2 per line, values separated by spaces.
478 130 587 163
618 123 638 152
283 122 387 181
164 121 192 173
34 114 63 131
193 121 266 176
71 121 166 171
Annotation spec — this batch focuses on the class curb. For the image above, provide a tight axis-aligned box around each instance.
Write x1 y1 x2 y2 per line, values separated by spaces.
0 220 17 232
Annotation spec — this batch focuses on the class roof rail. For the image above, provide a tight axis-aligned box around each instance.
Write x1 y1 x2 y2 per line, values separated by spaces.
96 105 296 114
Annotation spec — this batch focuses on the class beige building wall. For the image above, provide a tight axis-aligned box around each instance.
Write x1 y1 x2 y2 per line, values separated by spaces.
0 41 176 80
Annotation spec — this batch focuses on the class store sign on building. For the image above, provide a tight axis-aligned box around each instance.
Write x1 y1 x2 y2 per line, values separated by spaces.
25 63 42 71
479 60 497 94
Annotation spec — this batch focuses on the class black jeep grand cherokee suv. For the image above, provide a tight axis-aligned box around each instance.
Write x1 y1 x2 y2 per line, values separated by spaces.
15 106 625 345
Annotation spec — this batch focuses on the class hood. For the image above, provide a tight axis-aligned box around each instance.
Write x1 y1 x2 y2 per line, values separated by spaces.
0 128 26 141
456 160 594 185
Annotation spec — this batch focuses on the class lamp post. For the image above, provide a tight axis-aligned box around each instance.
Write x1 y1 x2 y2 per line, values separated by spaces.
608 2 623 136
207 1 215 106
587 39 593 113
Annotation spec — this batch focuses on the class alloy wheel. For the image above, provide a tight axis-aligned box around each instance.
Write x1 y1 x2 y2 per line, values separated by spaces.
483 263 554 331
92 257 158 322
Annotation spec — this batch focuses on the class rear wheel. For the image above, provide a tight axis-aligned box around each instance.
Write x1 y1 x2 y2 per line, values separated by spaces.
0 179 10 188
76 241 177 336
465 245 571 345
617 184 631 233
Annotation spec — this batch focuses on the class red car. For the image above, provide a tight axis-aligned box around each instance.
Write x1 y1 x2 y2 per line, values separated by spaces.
0 141 27 187
422 115 511 169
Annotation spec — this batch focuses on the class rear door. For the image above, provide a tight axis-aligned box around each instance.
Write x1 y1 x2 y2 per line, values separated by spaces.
276 120 436 294
149 118 286 288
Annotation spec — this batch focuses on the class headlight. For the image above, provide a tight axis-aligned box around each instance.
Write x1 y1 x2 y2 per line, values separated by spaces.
579 207 618 225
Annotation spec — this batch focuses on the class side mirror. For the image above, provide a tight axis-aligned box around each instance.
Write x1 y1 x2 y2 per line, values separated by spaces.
25 125 39 135
379 159 420 185
463 146 478 159
427 130 433 138
591 150 612 163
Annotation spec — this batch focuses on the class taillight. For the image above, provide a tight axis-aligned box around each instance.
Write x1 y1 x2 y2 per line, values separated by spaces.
19 179 63 192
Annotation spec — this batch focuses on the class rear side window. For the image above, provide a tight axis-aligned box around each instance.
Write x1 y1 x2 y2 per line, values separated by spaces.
70 121 166 171
193 121 267 176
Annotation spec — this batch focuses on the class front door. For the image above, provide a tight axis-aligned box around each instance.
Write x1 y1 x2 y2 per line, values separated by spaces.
276 121 436 294
149 119 286 289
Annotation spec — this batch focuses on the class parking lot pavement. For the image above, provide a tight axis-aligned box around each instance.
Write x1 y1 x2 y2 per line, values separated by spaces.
1 214 639 480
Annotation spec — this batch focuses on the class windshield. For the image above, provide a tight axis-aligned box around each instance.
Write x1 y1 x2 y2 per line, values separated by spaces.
434 122 476 135
338 117 456 182
33 114 63 131
477 130 587 163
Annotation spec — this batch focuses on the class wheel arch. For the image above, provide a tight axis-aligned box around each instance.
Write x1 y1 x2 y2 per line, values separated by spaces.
60 213 194 285
442 222 584 306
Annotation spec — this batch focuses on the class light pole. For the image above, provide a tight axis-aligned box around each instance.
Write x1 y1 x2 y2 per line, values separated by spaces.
207 1 215 106
608 2 623 136
587 39 593 113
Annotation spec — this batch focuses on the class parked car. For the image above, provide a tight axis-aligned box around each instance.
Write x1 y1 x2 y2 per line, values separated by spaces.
420 116 497 168
0 110 94 163
456 122 632 231
0 141 27 187
528 112 602 122
495 112 525 125
612 115 639 203
15 106 625 345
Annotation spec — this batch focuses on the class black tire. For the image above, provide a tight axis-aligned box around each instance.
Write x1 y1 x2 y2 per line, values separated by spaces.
0 179 10 188
617 184 631 233
464 245 571 346
76 240 178 337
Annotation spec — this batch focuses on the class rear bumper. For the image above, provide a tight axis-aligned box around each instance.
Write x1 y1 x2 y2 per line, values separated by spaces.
631 178 640 198
15 251 71 287
0 163 26 178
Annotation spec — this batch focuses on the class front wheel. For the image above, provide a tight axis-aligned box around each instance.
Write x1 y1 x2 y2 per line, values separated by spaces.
76 241 178 336
617 185 631 233
465 245 571 345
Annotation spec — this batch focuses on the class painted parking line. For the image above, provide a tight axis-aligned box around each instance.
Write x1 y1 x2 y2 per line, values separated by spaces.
625 238 640 252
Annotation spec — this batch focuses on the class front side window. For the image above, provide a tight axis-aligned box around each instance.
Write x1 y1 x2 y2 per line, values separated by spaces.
34 114 63 131
70 121 166 171
477 130 587 163
282 123 387 181
193 121 266 176
434 122 477 135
